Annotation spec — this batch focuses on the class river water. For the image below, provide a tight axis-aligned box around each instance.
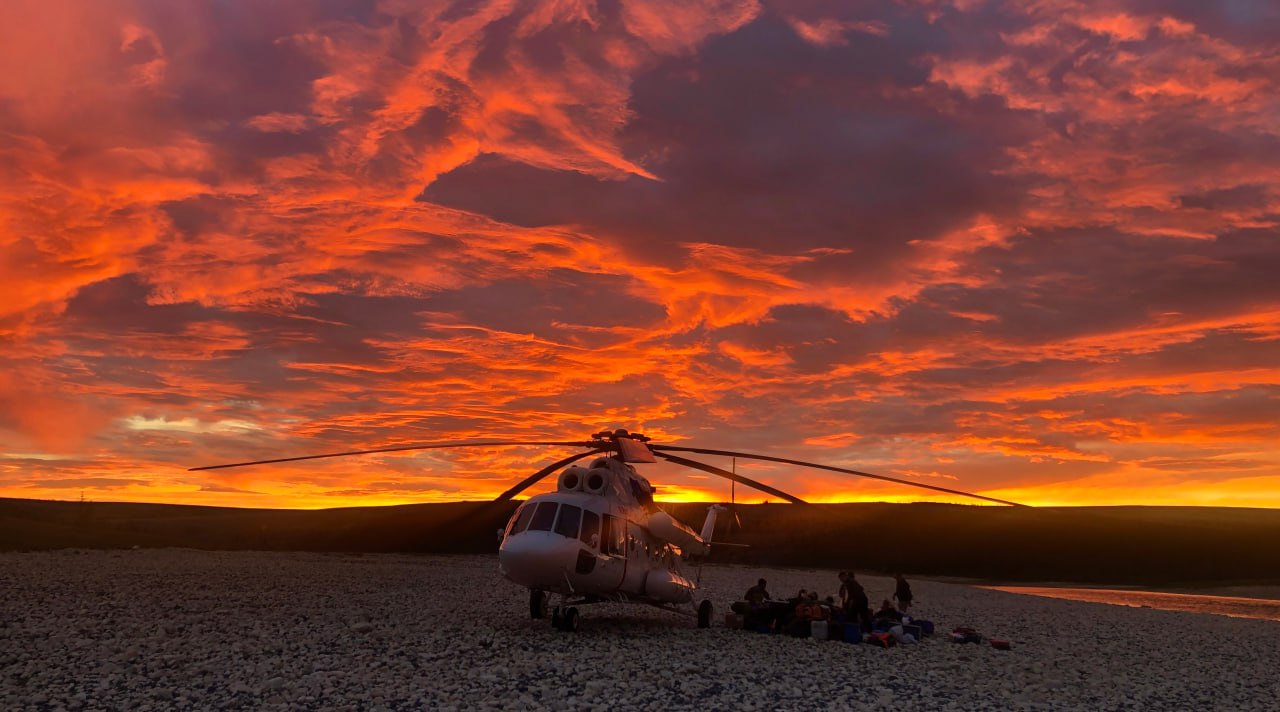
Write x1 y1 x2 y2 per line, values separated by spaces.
982 586 1280 623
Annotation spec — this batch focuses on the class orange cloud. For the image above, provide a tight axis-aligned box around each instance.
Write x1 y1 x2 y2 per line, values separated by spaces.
1 0 1277 510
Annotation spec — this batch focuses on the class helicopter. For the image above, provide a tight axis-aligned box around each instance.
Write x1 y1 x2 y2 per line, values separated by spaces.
191 428 1023 631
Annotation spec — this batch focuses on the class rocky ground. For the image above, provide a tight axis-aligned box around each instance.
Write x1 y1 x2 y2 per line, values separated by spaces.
2 550 1278 711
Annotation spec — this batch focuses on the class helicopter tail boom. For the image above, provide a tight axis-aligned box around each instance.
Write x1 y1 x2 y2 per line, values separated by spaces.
648 510 709 556
699 504 724 543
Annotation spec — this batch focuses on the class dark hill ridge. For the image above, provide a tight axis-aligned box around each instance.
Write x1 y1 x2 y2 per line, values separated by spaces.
4 497 1279 587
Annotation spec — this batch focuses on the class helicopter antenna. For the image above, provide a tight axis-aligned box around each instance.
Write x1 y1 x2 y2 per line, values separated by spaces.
651 444 1025 507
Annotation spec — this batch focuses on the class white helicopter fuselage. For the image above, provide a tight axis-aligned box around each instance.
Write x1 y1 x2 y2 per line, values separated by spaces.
497 456 715 607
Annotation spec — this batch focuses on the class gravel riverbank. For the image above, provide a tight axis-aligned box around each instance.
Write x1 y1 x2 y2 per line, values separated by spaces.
2 550 1277 710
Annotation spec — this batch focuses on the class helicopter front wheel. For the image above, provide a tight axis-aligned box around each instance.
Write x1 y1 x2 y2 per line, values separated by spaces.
697 599 713 629
561 607 580 632
550 606 580 632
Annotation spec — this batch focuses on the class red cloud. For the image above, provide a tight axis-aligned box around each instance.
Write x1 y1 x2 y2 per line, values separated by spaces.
1 0 1277 508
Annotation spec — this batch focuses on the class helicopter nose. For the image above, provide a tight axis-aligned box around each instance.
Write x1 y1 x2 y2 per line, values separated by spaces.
499 531 580 589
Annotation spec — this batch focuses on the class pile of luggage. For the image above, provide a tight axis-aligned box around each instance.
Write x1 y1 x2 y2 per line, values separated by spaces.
724 605 935 646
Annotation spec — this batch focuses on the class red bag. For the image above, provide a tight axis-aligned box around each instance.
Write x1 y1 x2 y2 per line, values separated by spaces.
869 632 896 648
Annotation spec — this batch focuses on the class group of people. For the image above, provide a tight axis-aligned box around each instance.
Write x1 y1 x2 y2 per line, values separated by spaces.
739 572 914 637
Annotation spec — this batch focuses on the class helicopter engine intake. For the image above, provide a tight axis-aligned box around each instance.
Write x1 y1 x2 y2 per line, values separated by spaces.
557 466 588 492
583 468 609 495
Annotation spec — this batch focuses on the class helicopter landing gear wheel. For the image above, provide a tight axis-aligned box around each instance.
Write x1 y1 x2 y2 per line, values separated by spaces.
551 606 562 629
530 589 547 620
561 607 580 633
697 599 713 629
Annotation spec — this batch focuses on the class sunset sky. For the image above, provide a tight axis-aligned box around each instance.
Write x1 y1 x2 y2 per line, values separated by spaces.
2 0 1278 509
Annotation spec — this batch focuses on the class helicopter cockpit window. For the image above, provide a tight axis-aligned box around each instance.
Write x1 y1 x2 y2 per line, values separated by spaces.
509 503 536 536
554 504 582 539
579 510 600 548
528 501 559 532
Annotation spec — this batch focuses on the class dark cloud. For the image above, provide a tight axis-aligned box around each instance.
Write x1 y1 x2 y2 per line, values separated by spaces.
913 227 1280 346
424 10 1035 276
1128 0 1280 46
1177 185 1272 211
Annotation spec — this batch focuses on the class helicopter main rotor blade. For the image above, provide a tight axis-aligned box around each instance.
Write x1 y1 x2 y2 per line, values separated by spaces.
652 445 1027 507
654 452 808 505
189 440 598 471
493 449 607 502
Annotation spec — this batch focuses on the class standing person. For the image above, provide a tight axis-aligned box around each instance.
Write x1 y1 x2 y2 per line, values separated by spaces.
843 571 873 633
837 572 851 609
893 573 913 613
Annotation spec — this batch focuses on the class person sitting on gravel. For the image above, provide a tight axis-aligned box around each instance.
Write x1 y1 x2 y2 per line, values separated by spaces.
744 578 770 605
794 596 817 621
872 600 904 631
805 592 830 621
740 578 779 631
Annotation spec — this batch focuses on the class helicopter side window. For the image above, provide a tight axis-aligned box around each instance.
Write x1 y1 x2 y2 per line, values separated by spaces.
599 515 613 555
554 504 582 539
600 515 626 556
613 519 628 556
579 510 600 549
509 503 536 536
528 502 559 532
627 522 643 559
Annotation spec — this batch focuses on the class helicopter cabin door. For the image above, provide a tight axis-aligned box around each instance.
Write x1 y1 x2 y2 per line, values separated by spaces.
617 519 651 597
578 510 628 594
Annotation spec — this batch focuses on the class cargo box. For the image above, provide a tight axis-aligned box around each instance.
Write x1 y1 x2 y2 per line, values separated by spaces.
811 620 828 640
